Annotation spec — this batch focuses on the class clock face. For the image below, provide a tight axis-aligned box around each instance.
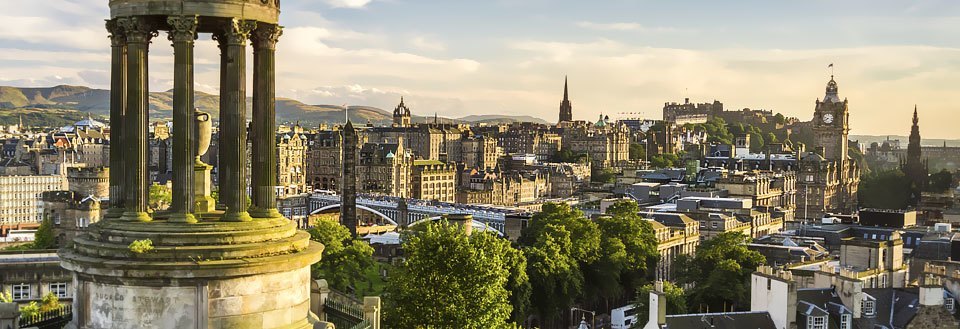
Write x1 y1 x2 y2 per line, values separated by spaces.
823 113 834 124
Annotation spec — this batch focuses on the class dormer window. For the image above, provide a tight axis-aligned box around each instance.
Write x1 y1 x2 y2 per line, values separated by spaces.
863 300 876 316
807 315 826 329
840 314 851 329
946 298 956 313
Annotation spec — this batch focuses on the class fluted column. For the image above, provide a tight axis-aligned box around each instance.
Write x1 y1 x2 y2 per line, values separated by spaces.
105 19 127 219
249 24 283 219
214 18 256 222
167 15 199 223
117 17 155 222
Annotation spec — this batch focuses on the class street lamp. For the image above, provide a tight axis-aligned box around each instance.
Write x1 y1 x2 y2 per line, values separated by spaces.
571 307 596 329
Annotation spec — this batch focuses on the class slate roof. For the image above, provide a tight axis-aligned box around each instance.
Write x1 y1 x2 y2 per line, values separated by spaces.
662 311 777 329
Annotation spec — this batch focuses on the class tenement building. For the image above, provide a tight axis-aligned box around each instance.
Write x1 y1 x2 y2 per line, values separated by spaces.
276 124 309 196
358 140 413 198
0 174 66 225
58 2 323 328
411 160 457 202
306 129 346 191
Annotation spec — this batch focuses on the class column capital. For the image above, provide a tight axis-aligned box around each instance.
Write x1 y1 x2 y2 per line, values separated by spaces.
166 15 199 44
116 16 157 45
105 19 126 47
251 25 283 51
213 18 257 47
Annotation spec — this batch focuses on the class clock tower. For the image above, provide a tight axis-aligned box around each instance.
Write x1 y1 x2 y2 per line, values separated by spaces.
812 75 850 162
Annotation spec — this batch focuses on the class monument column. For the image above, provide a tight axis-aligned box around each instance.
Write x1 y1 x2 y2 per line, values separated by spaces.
167 15 199 223
249 25 283 219
105 19 127 219
214 18 256 222
118 16 154 222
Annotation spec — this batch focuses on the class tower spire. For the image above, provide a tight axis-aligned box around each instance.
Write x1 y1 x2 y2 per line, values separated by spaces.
559 75 573 123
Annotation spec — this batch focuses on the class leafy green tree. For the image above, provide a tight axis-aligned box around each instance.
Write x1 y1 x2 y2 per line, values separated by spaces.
19 301 40 319
632 281 687 328
148 183 172 211
519 203 600 264
32 215 56 249
858 170 912 209
592 168 618 184
0 290 11 303
649 153 680 168
525 223 583 328
307 220 375 293
384 221 527 328
629 142 647 161
551 149 589 164
774 113 786 125
584 201 659 305
674 231 765 312
749 132 765 153
928 169 954 192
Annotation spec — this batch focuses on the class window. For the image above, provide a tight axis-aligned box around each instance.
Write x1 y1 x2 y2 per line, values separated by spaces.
807 315 826 329
12 284 30 300
840 314 851 329
863 300 875 316
49 283 68 298
946 298 955 313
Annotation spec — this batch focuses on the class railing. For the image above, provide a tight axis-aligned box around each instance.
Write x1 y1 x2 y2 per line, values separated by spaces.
322 289 366 329
19 304 71 329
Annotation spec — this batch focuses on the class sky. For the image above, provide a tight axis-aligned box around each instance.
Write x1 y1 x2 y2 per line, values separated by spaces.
2 0 960 138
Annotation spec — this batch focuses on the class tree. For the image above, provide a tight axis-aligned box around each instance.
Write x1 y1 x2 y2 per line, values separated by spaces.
307 220 375 293
148 183 171 211
519 203 600 327
0 290 11 303
518 203 600 264
384 221 527 328
629 143 647 161
592 168 618 184
632 281 686 328
674 231 764 312
928 169 954 192
649 153 680 168
774 113 786 125
32 215 56 249
525 223 583 328
583 201 659 305
858 170 912 209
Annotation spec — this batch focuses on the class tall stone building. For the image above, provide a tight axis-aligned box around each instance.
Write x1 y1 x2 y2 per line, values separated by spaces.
558 76 573 123
358 140 412 198
306 129 343 191
796 76 861 220
562 116 631 169
341 120 359 236
276 124 308 196
59 2 323 327
902 107 928 205
411 160 457 202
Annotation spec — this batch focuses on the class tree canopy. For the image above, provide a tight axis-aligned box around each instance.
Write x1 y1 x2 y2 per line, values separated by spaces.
583 201 659 305
383 221 528 329
858 170 913 209
307 220 375 293
674 231 765 312
928 169 954 192
32 215 56 249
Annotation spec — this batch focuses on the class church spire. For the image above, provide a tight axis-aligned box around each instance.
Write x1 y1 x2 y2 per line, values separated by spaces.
563 75 569 101
559 75 573 123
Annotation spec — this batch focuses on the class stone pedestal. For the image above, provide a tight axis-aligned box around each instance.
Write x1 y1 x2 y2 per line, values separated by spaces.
194 163 215 213
0 302 20 329
60 218 323 329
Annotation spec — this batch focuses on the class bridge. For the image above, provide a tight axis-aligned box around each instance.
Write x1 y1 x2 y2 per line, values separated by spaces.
309 192 527 232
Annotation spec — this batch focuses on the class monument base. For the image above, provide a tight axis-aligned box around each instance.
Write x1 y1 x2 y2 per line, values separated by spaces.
60 217 323 329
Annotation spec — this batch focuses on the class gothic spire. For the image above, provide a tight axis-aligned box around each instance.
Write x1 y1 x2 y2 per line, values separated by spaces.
913 105 919 126
563 75 569 101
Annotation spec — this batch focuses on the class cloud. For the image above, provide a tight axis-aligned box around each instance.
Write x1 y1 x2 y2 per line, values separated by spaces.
575 21 681 33
411 36 446 52
324 0 373 9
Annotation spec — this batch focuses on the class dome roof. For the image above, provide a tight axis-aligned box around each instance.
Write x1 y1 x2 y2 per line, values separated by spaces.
75 117 106 128
823 76 841 103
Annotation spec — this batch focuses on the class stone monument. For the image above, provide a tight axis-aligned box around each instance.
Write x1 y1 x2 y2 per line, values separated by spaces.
59 1 324 328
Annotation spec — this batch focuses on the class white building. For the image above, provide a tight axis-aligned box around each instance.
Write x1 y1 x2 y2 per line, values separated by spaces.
0 175 66 224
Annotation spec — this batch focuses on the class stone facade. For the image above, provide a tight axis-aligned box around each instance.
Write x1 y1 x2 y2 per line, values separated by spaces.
306 129 345 191
411 160 456 202
277 125 309 197
358 141 412 198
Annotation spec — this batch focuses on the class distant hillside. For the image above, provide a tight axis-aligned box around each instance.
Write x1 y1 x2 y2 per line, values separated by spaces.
457 114 550 125
0 85 552 126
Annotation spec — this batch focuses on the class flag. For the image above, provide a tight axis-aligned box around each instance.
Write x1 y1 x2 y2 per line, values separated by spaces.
828 63 834 68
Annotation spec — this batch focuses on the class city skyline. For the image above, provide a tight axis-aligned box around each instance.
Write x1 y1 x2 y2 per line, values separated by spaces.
2 1 960 138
